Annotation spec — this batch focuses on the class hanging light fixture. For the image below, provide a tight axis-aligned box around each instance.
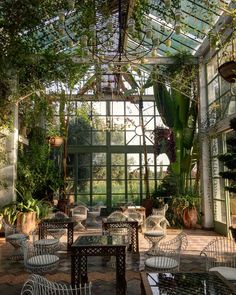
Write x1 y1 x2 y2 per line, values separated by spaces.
58 0 181 65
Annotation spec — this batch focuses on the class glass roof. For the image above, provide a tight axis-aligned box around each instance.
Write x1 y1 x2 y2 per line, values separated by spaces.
24 0 232 96
30 0 230 59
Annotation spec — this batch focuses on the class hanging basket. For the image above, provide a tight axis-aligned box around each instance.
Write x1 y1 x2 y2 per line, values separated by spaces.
218 60 236 83
47 136 64 147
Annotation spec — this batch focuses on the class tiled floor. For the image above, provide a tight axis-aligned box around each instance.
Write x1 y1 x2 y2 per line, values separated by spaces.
0 220 222 295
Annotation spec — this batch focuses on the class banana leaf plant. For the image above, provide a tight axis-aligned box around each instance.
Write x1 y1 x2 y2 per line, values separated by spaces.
153 78 198 195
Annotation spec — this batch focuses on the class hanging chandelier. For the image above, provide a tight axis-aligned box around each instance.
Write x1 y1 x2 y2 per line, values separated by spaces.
58 0 182 65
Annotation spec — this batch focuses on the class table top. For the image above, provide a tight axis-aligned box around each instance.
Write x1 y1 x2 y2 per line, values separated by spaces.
141 272 236 295
102 217 138 224
72 235 128 247
40 217 76 224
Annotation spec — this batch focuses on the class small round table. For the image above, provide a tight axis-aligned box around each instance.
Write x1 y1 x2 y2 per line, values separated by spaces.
144 230 165 255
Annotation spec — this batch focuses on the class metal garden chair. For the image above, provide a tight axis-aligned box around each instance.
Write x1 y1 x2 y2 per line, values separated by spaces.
145 231 188 272
21 274 92 294
200 237 236 281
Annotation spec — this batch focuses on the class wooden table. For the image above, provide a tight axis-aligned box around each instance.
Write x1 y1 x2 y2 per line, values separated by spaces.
140 271 236 295
38 218 77 251
71 235 127 295
102 217 139 253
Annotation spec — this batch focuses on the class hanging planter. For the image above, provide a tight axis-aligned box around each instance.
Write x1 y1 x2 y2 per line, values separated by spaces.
218 60 236 83
47 136 64 147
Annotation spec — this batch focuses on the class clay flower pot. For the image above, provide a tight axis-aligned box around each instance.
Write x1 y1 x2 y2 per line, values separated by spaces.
47 136 64 147
183 207 198 229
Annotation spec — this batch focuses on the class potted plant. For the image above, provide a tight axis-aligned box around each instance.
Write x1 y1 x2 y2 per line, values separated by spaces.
46 125 64 148
217 40 236 83
169 192 200 229
1 187 51 234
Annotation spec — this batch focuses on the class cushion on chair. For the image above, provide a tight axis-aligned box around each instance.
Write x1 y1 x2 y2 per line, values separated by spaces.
27 254 59 266
144 230 164 237
145 256 179 270
210 266 236 281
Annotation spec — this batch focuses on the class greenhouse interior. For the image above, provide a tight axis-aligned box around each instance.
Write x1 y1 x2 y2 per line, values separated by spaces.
0 0 236 294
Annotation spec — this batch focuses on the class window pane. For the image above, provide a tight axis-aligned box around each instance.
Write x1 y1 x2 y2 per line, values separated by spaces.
111 131 125 145
93 181 106 193
112 181 125 193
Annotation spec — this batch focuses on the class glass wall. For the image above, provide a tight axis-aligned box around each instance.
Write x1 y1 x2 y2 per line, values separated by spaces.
66 99 170 208
206 37 236 232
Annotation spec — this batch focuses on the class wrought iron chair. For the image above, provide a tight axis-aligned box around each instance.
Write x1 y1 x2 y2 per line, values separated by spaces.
152 203 169 217
22 240 60 274
145 231 188 271
31 227 60 254
200 237 236 281
21 274 92 295
144 215 169 255
2 219 29 260
87 204 104 226
124 208 143 231
70 205 89 230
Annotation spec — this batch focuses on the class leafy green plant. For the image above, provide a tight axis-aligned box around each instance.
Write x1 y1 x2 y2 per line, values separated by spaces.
167 192 200 228
1 187 51 225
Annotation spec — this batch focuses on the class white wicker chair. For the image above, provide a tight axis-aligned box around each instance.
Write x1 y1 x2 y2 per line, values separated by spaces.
152 204 169 217
144 215 169 255
21 274 92 295
71 205 89 230
200 237 236 281
145 231 188 272
2 219 29 260
22 240 60 274
31 227 60 254
125 208 143 231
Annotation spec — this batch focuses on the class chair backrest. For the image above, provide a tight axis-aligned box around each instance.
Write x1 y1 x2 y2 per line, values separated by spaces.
72 205 89 216
107 210 127 221
200 237 236 270
21 274 92 295
126 210 143 225
152 204 168 217
159 231 188 253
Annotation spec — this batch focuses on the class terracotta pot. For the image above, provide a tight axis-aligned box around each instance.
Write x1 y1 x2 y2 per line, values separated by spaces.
16 211 37 235
48 136 64 147
183 207 198 229
218 61 236 83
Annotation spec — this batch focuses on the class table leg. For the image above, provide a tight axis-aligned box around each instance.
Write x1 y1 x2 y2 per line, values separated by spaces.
67 224 73 251
116 250 126 295
133 226 139 253
80 256 88 285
